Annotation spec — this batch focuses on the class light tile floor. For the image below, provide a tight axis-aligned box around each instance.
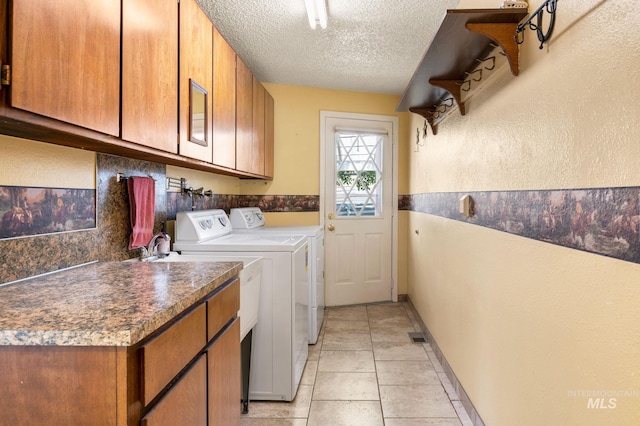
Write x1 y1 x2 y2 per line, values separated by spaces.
241 302 473 426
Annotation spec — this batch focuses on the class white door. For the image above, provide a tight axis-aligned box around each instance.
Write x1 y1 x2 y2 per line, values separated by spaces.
321 112 397 306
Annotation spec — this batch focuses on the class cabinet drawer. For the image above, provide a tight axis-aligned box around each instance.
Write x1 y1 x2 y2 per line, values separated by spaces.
141 304 206 406
207 279 240 341
141 354 207 426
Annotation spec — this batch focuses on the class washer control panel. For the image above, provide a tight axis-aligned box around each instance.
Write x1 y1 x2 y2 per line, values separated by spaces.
229 207 266 230
175 209 232 242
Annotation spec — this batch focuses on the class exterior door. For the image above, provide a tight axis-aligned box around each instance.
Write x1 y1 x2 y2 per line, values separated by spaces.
321 112 397 306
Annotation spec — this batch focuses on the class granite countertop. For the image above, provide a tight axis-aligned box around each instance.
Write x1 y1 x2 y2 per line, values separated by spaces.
0 261 242 347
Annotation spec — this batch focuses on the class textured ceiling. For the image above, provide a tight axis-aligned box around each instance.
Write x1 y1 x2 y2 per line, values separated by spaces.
196 0 460 95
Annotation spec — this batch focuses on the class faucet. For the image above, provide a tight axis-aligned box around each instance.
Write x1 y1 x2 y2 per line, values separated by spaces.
140 233 168 260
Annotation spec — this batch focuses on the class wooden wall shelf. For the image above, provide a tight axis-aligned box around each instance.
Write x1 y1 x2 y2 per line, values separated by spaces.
396 9 527 134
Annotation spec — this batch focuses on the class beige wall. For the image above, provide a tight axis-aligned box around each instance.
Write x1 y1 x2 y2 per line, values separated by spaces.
1 134 95 188
245 84 411 294
407 0 640 424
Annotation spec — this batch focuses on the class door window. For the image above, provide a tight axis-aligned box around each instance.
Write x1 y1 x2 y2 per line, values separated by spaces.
335 132 383 217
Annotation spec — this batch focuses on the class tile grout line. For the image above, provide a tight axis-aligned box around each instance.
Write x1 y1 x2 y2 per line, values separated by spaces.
366 305 386 423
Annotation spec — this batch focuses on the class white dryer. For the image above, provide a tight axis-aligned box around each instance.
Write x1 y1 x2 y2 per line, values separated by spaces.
230 207 325 344
173 209 308 402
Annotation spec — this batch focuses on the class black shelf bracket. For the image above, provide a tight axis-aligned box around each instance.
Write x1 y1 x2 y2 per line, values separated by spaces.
515 0 558 49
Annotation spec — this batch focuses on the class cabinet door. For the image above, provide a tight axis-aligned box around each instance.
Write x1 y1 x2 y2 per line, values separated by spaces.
141 355 207 426
122 0 178 153
264 89 275 178
208 319 241 426
251 77 266 176
212 27 237 169
235 57 253 174
10 0 120 136
179 0 213 162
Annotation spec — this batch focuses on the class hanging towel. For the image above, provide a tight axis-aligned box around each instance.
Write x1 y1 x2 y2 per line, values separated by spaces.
127 176 156 250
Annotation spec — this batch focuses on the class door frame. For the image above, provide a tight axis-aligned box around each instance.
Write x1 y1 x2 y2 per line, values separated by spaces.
319 111 398 303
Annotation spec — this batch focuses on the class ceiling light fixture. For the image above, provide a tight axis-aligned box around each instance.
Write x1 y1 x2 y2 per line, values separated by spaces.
304 0 327 29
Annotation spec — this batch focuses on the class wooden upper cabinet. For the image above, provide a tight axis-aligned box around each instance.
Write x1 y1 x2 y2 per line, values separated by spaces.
212 27 237 170
251 77 266 176
178 0 213 162
264 90 274 179
236 69 273 177
235 57 253 174
9 0 120 136
122 0 178 153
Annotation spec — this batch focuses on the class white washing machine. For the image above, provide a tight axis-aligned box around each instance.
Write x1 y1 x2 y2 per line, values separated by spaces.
230 207 325 344
173 209 309 402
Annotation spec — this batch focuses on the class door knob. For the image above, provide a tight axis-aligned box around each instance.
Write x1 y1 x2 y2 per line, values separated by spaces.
328 213 334 220
328 224 335 232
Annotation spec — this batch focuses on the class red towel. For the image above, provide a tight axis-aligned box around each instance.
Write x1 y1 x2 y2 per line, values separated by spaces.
127 176 156 250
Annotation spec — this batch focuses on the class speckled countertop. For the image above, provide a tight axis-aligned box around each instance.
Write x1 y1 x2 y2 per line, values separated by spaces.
0 261 242 347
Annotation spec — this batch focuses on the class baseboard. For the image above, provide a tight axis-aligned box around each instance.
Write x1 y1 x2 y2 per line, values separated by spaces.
405 297 486 426
397 293 408 302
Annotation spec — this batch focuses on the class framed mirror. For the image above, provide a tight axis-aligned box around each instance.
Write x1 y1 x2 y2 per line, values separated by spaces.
189 79 208 146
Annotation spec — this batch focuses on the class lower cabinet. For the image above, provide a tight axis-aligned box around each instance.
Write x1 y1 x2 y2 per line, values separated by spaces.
0 278 240 425
139 278 240 425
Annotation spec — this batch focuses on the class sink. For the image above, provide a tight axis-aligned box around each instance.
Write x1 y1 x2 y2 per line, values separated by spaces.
129 252 262 340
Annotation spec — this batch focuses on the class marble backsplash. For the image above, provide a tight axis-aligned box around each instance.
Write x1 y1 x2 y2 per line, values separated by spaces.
96 154 166 262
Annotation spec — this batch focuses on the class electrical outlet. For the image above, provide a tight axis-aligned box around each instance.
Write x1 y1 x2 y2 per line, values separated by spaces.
501 1 528 8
